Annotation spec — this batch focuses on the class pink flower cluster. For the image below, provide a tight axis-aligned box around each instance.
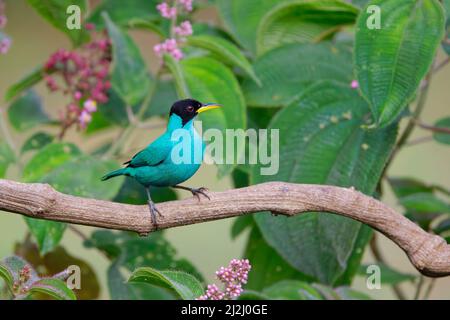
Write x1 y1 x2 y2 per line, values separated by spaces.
0 0 11 55
44 27 111 130
197 259 251 300
153 1 194 61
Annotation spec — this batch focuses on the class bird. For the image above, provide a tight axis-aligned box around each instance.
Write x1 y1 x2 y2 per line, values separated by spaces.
102 99 221 227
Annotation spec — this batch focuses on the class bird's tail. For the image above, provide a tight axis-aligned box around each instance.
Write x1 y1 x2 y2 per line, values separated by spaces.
101 168 129 181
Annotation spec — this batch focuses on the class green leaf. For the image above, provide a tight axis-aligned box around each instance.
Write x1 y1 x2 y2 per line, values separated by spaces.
231 215 254 239
251 81 398 284
25 219 67 255
108 262 174 300
237 290 270 300
187 35 260 85
5 67 44 102
432 116 450 145
27 278 76 300
388 177 434 198
21 132 54 154
262 280 322 300
443 0 450 55
22 142 81 182
8 90 50 131
84 230 203 280
40 156 122 199
244 227 312 291
433 218 450 235
355 0 445 127
358 263 416 285
0 142 15 178
87 0 159 29
26 0 89 46
242 42 353 107
257 0 358 55
178 57 247 177
0 256 39 292
142 79 178 119
103 13 151 106
129 267 204 300
217 0 291 54
333 286 372 300
399 193 450 213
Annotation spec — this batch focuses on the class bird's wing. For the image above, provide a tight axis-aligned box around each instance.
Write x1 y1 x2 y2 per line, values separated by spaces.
124 134 173 168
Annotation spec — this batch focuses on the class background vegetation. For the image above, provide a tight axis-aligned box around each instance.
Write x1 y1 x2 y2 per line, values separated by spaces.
0 0 449 299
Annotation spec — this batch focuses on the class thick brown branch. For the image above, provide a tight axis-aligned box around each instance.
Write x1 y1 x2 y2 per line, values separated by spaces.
1 179 449 277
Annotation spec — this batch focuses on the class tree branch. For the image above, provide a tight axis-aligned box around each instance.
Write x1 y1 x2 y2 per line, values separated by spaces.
1 179 450 277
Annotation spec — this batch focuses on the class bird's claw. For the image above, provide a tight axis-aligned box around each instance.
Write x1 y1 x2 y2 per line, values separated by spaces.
191 187 210 201
148 201 163 227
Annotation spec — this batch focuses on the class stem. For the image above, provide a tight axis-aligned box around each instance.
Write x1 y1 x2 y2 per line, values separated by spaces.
414 275 425 300
369 234 407 300
422 279 436 300
415 120 450 135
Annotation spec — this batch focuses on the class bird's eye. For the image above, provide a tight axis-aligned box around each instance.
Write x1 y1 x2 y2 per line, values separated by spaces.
186 106 194 112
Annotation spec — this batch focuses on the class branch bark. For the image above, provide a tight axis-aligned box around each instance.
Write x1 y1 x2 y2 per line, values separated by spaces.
1 179 450 277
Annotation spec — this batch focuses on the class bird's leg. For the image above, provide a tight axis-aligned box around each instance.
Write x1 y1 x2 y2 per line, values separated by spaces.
173 185 210 201
145 188 163 228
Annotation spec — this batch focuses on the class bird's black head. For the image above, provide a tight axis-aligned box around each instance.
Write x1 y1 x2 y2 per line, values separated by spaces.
169 99 220 126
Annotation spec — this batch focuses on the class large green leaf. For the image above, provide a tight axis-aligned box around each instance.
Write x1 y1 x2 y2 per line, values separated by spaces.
129 267 204 300
432 116 450 145
22 142 81 182
355 0 445 128
21 132 54 154
4 66 44 102
40 156 122 200
242 42 353 107
399 193 450 214
26 0 89 46
0 142 15 178
358 263 416 285
244 227 312 291
25 219 67 255
8 90 50 131
257 0 358 55
262 280 323 300
251 81 397 284
27 278 76 300
174 57 247 177
103 13 151 106
217 0 291 54
187 35 260 84
443 0 450 55
84 230 202 280
87 0 159 29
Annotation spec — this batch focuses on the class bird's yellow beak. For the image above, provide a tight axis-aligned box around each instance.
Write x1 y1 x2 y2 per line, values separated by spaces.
197 103 221 113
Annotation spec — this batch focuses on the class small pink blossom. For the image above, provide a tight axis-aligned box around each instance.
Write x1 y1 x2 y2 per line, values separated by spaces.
83 99 97 113
197 259 251 300
153 38 184 60
157 2 177 19
84 23 95 31
179 0 193 12
78 110 92 128
74 91 82 100
0 36 10 54
350 80 359 89
0 15 6 29
174 21 193 37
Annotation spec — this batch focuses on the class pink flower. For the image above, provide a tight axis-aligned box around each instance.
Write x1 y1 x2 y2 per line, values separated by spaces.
197 259 251 300
0 36 10 54
153 39 184 60
351 80 359 89
78 110 92 128
174 21 193 37
179 0 193 12
157 2 177 19
84 23 95 31
0 15 6 29
74 91 82 100
83 99 97 113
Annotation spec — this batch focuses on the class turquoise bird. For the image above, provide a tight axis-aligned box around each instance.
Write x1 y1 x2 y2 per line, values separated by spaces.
102 99 220 226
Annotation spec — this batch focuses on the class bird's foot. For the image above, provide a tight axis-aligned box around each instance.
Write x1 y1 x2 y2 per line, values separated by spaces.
190 187 210 201
148 201 163 227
